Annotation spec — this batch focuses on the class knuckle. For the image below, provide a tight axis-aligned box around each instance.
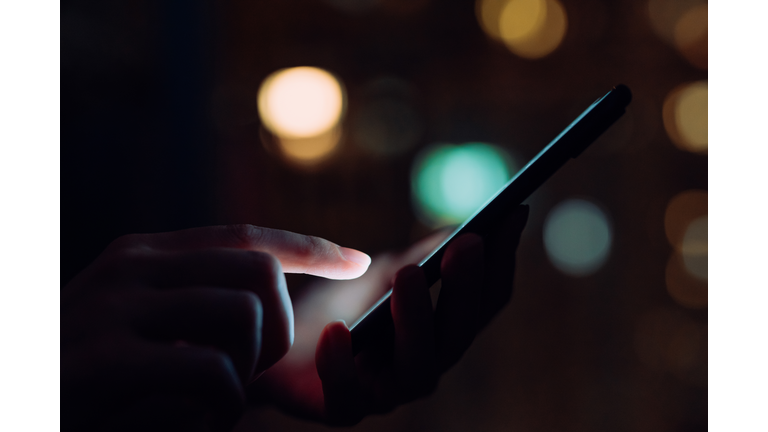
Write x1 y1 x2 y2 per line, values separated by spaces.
294 234 327 261
232 291 263 328
198 348 236 378
242 250 282 281
97 245 151 281
224 224 263 248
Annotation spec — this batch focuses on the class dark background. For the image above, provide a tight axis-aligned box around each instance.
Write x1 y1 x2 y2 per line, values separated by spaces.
61 0 707 431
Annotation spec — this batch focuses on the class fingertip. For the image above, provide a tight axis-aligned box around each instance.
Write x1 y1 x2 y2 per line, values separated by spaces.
339 247 371 268
337 247 371 279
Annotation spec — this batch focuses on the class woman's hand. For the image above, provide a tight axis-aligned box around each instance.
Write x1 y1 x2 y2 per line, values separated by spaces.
251 205 529 426
61 225 370 432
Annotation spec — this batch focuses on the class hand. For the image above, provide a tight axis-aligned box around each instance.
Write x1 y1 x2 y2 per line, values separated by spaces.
251 205 529 426
61 225 371 432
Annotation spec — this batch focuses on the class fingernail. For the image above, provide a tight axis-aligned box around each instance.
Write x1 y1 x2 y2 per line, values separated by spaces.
328 321 352 361
339 247 372 268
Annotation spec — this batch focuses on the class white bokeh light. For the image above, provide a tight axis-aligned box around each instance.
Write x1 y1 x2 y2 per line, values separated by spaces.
543 198 612 277
257 67 345 139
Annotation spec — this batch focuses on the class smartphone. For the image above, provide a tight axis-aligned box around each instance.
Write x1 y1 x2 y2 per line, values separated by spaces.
349 84 632 355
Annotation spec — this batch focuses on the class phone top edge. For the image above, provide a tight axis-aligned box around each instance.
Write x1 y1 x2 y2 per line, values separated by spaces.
350 85 632 343
415 85 629 270
349 288 393 330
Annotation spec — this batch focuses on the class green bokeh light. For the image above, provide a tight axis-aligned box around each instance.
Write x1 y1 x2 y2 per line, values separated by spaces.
411 143 516 227
543 199 612 277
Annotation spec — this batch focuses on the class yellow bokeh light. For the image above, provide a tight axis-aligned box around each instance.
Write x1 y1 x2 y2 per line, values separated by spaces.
648 0 705 44
499 0 545 41
498 0 567 59
663 81 708 153
476 0 509 40
664 189 707 251
257 67 345 139
664 190 707 307
674 4 707 69
276 127 342 163
682 215 707 280
666 251 708 308
634 307 706 386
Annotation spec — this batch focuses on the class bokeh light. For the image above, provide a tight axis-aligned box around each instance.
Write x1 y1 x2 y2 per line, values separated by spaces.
498 0 567 59
476 0 509 40
664 190 707 308
673 4 707 69
275 127 342 163
257 67 346 163
666 251 708 308
664 189 707 250
499 0 545 42
543 199 612 277
648 0 704 42
634 307 707 386
411 143 516 227
681 215 707 280
351 78 424 157
353 98 423 156
257 67 345 139
663 81 708 153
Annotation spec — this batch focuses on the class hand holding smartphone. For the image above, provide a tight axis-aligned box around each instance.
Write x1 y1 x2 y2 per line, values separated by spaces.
349 85 632 355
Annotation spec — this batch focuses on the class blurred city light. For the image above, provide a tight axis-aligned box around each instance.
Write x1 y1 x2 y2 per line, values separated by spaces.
499 0 545 42
634 307 706 386
663 81 708 153
352 98 422 156
275 127 342 163
543 199 611 277
682 215 707 280
476 0 509 40
664 190 707 308
258 67 344 138
674 4 707 69
411 143 516 227
666 251 708 308
648 0 705 43
664 189 707 250
499 0 567 59
257 67 345 163
351 77 424 157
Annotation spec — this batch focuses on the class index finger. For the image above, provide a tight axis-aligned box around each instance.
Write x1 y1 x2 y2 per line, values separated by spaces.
133 225 371 280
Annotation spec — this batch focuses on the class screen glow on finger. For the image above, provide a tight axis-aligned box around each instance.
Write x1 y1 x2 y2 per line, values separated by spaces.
257 67 345 139
411 143 516 227
543 199 612 277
